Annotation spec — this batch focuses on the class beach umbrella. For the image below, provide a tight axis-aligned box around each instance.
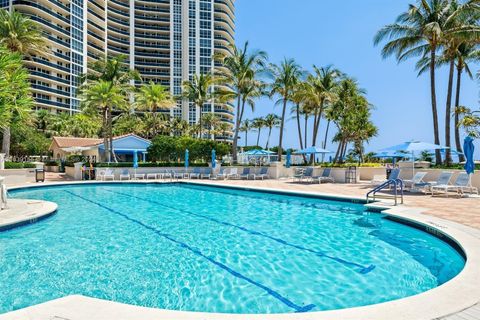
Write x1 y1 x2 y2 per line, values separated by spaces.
295 146 332 155
464 136 475 174
286 149 291 168
185 149 189 169
244 149 275 156
379 140 447 176
211 149 216 169
133 150 138 176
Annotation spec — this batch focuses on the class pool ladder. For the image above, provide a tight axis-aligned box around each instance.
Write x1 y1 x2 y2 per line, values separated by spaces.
366 179 404 206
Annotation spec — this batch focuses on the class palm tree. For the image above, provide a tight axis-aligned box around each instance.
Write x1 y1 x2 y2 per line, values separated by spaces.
202 112 221 139
215 41 268 161
0 47 33 157
270 58 302 159
216 122 230 139
0 10 47 157
170 117 190 136
0 10 46 55
263 113 281 150
454 44 480 161
136 81 175 112
252 117 265 147
80 80 127 162
240 119 253 147
182 73 215 138
374 0 455 164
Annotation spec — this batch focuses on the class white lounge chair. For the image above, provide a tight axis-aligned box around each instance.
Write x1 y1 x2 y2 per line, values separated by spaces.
146 172 157 180
161 170 172 180
316 168 335 184
132 172 145 180
212 167 228 180
189 167 201 179
100 169 115 181
200 168 212 179
432 173 478 197
227 168 239 180
252 167 269 180
240 167 251 179
423 171 453 194
173 170 184 179
403 172 428 192
119 169 130 181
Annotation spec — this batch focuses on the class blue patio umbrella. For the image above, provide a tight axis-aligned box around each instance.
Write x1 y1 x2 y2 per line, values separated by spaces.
286 149 291 168
379 140 447 176
464 136 475 174
244 149 275 156
133 150 138 169
185 149 189 169
211 149 216 169
295 146 332 155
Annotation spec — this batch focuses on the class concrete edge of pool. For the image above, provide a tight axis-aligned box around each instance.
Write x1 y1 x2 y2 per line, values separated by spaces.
2 180 480 320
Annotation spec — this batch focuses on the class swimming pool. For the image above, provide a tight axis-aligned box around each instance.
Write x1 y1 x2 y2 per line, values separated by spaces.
1 183 465 314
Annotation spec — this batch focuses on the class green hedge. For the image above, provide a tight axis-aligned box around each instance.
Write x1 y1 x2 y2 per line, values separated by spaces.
4 162 36 169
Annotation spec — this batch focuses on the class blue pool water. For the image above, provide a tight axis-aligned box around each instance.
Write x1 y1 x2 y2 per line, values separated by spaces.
1 183 464 314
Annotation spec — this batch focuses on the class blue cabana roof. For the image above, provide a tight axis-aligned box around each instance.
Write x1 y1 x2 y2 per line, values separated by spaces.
97 134 151 154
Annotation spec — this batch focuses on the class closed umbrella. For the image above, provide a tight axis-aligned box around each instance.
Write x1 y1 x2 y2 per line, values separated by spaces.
185 149 189 169
286 149 291 168
464 136 475 174
211 149 216 169
133 150 138 176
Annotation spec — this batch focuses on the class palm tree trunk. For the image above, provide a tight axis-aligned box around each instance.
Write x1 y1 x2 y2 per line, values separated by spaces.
322 120 331 162
444 58 455 165
296 105 306 162
103 108 110 163
277 98 287 159
198 106 202 139
256 129 261 146
232 96 242 162
454 65 465 162
304 114 308 147
1 127 11 158
244 131 248 147
108 108 114 162
430 48 442 165
266 127 272 150
334 141 342 164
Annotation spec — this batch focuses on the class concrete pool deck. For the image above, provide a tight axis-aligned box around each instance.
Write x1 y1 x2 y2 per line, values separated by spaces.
0 199 57 231
1 179 480 319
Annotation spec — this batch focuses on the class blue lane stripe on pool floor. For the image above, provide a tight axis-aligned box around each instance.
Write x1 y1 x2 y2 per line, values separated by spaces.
105 189 375 274
63 190 316 313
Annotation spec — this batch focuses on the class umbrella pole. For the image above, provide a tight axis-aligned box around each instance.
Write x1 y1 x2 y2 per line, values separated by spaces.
412 151 415 179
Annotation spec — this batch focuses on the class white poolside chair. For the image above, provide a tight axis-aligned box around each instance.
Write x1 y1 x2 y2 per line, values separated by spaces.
432 173 478 197
201 168 212 179
173 170 184 180
160 170 172 180
252 167 269 180
403 172 428 192
316 168 335 184
100 169 115 181
227 168 239 180
240 167 251 179
119 169 130 181
132 172 145 180
422 171 453 195
146 172 157 180
189 167 201 179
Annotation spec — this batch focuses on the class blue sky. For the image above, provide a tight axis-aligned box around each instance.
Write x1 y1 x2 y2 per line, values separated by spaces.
234 0 479 157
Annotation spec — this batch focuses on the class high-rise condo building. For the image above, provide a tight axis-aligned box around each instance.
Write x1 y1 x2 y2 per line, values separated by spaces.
1 0 235 140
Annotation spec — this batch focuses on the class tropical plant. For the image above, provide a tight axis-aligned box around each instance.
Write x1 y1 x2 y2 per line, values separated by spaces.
80 80 128 162
170 117 190 136
136 81 175 112
113 113 145 137
270 58 302 159
182 73 215 138
0 47 33 157
215 41 268 161
202 112 221 138
263 113 281 150
251 117 265 147
239 119 253 146
457 106 480 137
374 0 467 164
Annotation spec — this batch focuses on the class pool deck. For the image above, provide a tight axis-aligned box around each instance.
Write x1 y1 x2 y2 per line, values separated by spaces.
2 178 480 320
0 199 57 231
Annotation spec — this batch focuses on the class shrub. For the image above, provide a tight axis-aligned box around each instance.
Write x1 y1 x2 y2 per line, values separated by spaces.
4 162 36 169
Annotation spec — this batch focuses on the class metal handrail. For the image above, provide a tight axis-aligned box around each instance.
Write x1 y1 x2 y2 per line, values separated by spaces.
366 178 404 206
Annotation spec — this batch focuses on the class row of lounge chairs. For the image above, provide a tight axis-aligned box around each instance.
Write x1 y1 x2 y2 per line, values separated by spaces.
96 167 270 181
374 169 478 197
293 167 335 184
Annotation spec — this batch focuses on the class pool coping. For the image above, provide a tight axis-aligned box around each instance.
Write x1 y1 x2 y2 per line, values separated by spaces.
2 180 480 320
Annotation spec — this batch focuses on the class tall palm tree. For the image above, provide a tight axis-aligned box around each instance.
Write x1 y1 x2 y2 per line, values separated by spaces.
374 0 455 164
454 44 480 162
182 73 215 138
136 81 175 112
263 113 281 150
252 117 265 147
240 119 252 147
202 112 221 139
0 47 33 157
270 58 302 159
215 41 268 161
0 10 47 157
80 80 127 162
